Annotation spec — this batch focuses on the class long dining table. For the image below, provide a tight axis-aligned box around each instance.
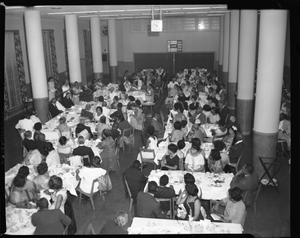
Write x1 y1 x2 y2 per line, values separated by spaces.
128 217 243 234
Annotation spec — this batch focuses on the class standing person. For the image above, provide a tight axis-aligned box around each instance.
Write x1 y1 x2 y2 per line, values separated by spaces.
136 181 166 218
123 160 148 202
72 81 82 105
48 77 57 102
31 198 71 235
97 129 117 172
100 211 129 234
217 101 229 123
62 80 71 98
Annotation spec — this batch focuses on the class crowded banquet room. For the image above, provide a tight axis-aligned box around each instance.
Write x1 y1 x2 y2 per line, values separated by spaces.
3 2 297 237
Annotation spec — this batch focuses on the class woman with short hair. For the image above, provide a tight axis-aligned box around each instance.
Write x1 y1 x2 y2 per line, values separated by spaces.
57 117 72 139
33 122 43 141
33 162 50 190
46 175 67 214
207 149 223 173
161 144 180 170
96 115 111 139
184 140 205 172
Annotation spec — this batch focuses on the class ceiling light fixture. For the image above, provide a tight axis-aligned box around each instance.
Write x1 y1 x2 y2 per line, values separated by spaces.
185 11 208 14
160 8 181 10
72 11 98 14
211 6 227 9
182 7 211 10
125 8 151 11
164 12 185 14
47 12 73 15
207 14 224 16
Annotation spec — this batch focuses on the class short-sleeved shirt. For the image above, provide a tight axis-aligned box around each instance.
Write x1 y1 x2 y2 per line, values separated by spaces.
165 155 179 170
222 197 246 224
185 153 205 172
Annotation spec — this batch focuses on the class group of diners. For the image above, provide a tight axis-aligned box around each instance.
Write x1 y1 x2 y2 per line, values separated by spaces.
123 159 259 227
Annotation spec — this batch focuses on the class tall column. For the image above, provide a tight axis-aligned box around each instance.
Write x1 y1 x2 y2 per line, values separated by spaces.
90 17 103 81
222 12 230 94
218 16 224 83
237 10 258 135
253 10 287 179
108 19 118 83
24 11 48 123
227 10 240 116
65 15 82 85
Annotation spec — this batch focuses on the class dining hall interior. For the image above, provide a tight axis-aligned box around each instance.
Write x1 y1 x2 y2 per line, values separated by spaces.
2 2 297 237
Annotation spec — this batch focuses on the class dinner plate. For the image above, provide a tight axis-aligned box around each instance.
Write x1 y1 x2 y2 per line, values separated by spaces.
147 222 155 227
206 225 215 231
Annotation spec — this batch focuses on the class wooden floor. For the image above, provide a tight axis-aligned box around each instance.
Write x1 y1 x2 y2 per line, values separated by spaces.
3 87 291 236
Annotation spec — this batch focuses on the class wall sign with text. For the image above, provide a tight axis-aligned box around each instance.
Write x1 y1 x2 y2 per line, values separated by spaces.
167 40 183 52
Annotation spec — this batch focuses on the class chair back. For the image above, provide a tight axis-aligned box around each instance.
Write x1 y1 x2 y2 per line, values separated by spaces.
155 197 174 219
123 127 134 137
63 225 69 235
81 155 90 167
235 151 244 172
84 223 96 234
124 175 132 198
240 210 247 228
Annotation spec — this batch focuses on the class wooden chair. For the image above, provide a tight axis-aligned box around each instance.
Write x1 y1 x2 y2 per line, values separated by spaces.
243 184 262 215
156 197 174 219
277 139 287 156
83 223 96 234
76 178 105 211
63 225 69 235
121 127 135 150
81 155 90 167
124 175 134 212
139 148 156 172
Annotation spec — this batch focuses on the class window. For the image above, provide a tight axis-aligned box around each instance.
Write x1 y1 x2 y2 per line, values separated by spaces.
5 31 22 109
184 18 196 30
210 17 220 30
198 17 209 30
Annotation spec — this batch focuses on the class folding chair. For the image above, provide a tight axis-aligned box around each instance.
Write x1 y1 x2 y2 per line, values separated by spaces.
139 148 156 172
124 175 134 212
81 155 90 167
76 177 105 211
83 223 96 234
156 197 174 219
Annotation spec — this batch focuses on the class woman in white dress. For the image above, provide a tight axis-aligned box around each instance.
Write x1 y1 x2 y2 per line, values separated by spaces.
72 81 82 105
48 77 56 101
46 175 67 214
62 80 71 98
184 139 205 172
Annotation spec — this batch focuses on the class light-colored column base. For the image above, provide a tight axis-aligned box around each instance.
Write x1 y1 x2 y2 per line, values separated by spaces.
252 130 278 180
110 66 118 83
237 99 254 135
33 97 49 124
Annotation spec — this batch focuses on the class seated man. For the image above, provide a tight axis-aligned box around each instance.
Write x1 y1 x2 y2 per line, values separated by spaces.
72 136 95 166
218 101 229 123
123 160 148 202
110 103 123 122
80 104 94 121
35 134 51 157
136 181 166 218
226 116 241 132
75 117 93 139
230 163 259 206
55 95 66 112
23 130 37 152
228 132 244 164
49 98 63 118
101 101 111 118
153 175 176 214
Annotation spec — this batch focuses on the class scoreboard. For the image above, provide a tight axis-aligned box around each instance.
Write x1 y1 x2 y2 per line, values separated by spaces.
167 40 183 52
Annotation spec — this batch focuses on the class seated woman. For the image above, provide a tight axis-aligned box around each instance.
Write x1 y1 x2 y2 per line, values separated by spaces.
176 183 204 221
97 129 117 172
110 96 119 109
25 149 43 167
33 162 50 190
212 119 228 139
33 122 43 141
57 117 72 140
181 120 188 138
129 103 145 131
213 140 230 169
207 149 224 174
207 107 220 124
57 136 73 164
96 116 111 139
31 198 71 235
145 83 154 102
46 175 67 214
184 139 205 172
45 143 61 167
17 166 37 198
100 211 129 234
93 106 103 123
61 92 74 109
9 175 36 209
72 81 82 105
75 156 107 193
222 126 237 151
170 121 184 143
173 102 187 122
211 187 246 225
161 144 180 171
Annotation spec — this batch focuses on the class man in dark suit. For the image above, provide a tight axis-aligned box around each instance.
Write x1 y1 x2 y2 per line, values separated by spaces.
218 101 229 123
49 98 63 118
153 175 176 213
230 163 259 206
226 116 241 132
72 136 94 166
35 133 51 157
136 181 166 218
124 160 148 202
228 132 244 164
23 130 37 152
75 117 93 139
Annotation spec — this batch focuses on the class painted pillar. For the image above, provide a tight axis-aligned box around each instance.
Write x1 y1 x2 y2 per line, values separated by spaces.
108 19 118 83
237 10 258 135
24 11 48 123
65 15 82 85
227 10 240 116
218 16 224 83
90 17 103 81
222 12 230 94
253 10 287 179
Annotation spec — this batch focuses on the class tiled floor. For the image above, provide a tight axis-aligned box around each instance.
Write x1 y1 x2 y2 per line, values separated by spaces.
3 89 291 236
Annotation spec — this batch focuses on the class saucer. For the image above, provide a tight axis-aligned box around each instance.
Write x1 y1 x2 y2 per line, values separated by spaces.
10 226 19 233
147 222 155 227
206 225 215 231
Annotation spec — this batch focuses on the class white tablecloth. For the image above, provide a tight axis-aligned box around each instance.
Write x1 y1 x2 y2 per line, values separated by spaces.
145 171 233 200
201 124 219 138
128 217 243 234
5 207 37 235
128 90 146 102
